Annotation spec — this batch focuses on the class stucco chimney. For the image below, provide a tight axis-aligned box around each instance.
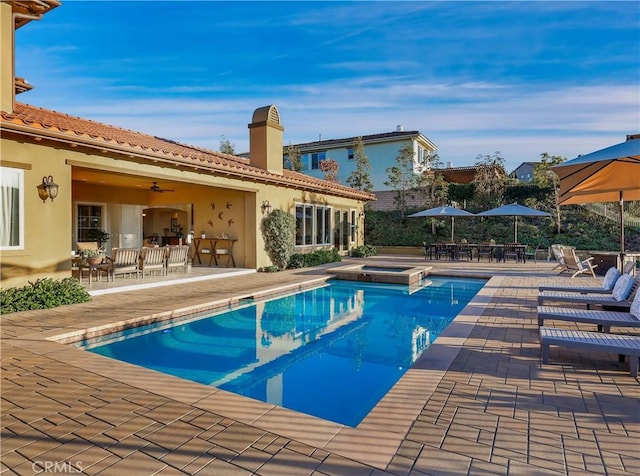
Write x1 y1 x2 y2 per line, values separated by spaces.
248 105 284 175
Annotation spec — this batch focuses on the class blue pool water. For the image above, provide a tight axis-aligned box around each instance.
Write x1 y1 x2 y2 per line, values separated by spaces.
84 277 485 426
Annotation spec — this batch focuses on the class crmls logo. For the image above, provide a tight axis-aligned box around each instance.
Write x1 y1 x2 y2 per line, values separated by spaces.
32 461 83 474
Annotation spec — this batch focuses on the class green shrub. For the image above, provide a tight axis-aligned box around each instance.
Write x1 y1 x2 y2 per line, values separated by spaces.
261 209 295 270
287 248 341 269
350 245 377 258
1 278 91 315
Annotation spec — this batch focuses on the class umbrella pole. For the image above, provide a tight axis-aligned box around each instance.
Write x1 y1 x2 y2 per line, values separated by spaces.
451 217 455 242
619 192 625 270
514 216 518 243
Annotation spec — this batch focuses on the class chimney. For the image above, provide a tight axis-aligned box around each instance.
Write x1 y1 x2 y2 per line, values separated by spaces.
396 124 404 132
1 2 15 112
248 105 284 175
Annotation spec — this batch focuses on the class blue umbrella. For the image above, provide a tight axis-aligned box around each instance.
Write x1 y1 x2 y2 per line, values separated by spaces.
476 203 550 243
408 205 475 241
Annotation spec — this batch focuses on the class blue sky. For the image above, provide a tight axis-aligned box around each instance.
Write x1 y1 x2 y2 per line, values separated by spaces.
14 0 640 172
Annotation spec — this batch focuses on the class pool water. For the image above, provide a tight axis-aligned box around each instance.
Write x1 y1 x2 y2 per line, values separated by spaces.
83 276 485 426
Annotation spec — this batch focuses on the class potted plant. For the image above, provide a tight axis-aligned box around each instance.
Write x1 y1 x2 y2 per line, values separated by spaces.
86 229 111 248
80 248 106 265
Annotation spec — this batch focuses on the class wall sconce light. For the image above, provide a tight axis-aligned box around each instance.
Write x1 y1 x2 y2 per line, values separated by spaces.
359 212 366 219
261 200 273 215
36 175 59 203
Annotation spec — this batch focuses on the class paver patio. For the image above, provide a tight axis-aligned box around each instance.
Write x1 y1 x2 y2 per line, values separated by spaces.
1 256 638 475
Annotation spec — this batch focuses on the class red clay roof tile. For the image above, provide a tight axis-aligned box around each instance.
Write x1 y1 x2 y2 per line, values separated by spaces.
1 102 375 201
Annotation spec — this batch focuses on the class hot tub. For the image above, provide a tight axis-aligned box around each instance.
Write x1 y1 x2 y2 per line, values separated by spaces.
328 264 431 285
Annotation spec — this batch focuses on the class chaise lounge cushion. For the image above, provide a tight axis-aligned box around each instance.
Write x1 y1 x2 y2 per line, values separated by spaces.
602 267 622 290
611 274 634 301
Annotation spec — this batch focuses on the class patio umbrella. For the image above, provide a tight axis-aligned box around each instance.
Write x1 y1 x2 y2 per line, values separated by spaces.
552 135 640 263
476 203 551 243
408 205 475 241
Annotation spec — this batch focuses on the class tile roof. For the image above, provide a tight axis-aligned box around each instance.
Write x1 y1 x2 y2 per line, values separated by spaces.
290 130 432 151
0 102 375 201
434 165 478 184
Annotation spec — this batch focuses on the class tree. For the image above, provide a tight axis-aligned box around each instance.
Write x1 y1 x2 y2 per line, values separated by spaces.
472 151 507 209
319 158 339 182
532 152 566 234
385 144 418 218
285 143 303 172
416 152 448 208
346 136 373 192
219 135 235 155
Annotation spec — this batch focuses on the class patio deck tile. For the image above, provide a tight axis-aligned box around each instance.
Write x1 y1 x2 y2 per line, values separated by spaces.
1 258 639 474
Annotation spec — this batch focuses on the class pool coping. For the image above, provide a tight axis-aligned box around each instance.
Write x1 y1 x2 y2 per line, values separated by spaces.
15 273 501 470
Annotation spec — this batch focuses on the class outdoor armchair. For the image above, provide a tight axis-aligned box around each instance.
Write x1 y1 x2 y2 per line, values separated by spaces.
109 248 141 279
166 245 189 274
140 246 167 277
561 247 597 278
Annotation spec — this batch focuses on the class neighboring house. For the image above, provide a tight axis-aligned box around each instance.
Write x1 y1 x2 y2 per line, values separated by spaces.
282 126 437 192
0 1 374 288
510 162 540 182
434 165 478 185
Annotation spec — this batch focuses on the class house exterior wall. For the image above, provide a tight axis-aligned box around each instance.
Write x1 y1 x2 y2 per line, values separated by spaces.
300 138 424 192
0 2 13 112
1 138 73 288
1 132 366 287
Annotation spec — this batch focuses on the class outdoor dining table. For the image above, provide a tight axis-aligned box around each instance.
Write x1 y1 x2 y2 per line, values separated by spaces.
424 242 527 262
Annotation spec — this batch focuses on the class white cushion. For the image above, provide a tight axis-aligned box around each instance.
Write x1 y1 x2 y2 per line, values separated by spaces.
630 289 640 318
602 267 621 290
611 274 633 301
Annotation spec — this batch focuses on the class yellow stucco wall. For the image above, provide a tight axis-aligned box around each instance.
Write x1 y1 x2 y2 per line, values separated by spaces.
1 135 366 287
0 2 14 112
1 139 73 288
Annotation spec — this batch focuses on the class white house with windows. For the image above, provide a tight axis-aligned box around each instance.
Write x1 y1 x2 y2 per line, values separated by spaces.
283 127 437 192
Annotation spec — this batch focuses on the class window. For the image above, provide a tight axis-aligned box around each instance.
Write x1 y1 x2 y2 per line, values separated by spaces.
296 204 332 246
77 204 104 242
302 151 326 170
350 209 357 242
0 167 24 249
315 206 332 245
347 148 354 160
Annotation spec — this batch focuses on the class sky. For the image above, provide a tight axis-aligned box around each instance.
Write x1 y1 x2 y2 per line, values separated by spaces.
13 0 640 173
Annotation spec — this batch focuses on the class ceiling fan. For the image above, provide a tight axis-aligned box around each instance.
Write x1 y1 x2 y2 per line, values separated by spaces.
150 182 175 193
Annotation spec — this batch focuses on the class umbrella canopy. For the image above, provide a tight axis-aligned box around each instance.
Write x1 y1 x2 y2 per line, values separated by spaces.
551 136 640 259
408 205 475 241
553 137 640 205
476 203 550 243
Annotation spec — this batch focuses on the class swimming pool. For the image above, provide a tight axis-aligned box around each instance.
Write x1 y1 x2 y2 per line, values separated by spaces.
83 276 485 426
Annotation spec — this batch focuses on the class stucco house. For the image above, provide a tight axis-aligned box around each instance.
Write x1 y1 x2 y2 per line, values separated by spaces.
282 127 437 192
0 0 374 288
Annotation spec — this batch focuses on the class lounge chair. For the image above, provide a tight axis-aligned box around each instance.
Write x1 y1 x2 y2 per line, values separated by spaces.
166 245 189 274
539 327 640 376
538 286 640 332
109 247 141 279
539 266 622 294
550 244 567 271
140 246 167 277
562 247 597 278
538 273 639 310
